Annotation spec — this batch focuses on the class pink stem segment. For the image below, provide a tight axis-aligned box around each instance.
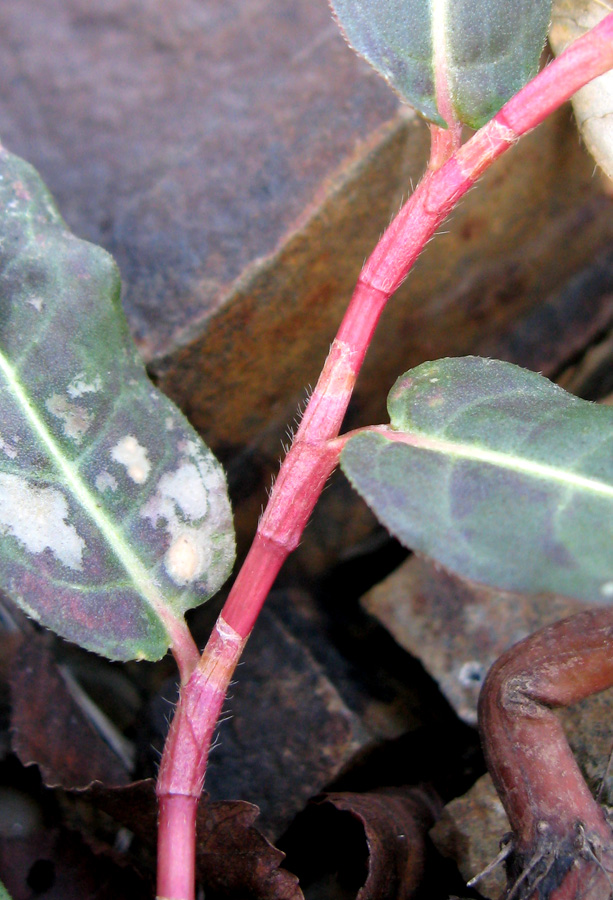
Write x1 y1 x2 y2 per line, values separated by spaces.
156 13 613 899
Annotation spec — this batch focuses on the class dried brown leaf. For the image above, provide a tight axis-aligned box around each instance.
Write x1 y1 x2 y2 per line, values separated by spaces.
283 787 441 900
10 636 130 789
78 780 303 899
0 825 149 900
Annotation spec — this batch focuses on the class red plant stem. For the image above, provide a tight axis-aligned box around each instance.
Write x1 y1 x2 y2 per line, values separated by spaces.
157 14 613 900
157 617 248 900
157 795 197 900
479 609 613 897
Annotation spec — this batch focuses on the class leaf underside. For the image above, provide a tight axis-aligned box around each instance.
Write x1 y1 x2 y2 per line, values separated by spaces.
328 0 552 128
550 0 613 180
0 145 235 661
341 357 613 605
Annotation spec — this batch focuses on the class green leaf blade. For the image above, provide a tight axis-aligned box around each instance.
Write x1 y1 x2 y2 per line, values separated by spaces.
328 0 552 128
445 0 552 129
329 0 442 125
341 358 613 604
0 145 235 661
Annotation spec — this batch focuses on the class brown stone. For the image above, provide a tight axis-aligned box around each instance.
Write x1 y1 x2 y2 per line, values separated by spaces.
367 558 613 897
2 0 613 569
204 594 373 840
361 556 587 725
430 773 509 900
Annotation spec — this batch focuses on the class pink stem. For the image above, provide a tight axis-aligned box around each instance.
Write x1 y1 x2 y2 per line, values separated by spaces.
156 14 613 899
157 795 197 900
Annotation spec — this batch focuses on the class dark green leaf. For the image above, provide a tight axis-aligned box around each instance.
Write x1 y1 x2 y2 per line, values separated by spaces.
328 0 552 128
341 357 613 604
0 144 235 661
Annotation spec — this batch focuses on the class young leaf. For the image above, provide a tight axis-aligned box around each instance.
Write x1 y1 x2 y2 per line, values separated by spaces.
550 0 613 180
328 0 552 128
0 144 235 662
341 357 613 605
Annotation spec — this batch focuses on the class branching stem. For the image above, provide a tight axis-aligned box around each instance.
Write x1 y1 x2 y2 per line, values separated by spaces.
479 609 613 899
156 13 613 899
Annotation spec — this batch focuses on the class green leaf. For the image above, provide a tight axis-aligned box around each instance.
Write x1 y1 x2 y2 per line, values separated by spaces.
328 0 552 128
0 879 13 900
0 144 235 661
550 0 613 180
341 357 613 604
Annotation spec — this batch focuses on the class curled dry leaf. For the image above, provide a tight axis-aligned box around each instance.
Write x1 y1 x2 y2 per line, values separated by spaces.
0 823 150 900
10 633 130 789
550 0 613 180
77 780 303 899
282 787 441 900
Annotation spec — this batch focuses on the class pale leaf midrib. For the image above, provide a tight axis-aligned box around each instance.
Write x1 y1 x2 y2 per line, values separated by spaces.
431 0 450 110
0 349 171 628
388 429 613 500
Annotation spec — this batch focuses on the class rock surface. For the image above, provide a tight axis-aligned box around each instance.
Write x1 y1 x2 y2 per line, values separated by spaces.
364 557 613 897
2 0 613 571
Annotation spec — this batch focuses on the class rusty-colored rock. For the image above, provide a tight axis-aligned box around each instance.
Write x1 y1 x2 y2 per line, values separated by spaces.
431 773 509 900
2 0 613 570
204 597 373 840
367 559 613 897
431 685 613 900
361 556 587 725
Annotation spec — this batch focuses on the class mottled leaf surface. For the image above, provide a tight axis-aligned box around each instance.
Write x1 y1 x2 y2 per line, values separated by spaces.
550 0 613 180
328 0 551 128
341 357 613 604
0 144 235 661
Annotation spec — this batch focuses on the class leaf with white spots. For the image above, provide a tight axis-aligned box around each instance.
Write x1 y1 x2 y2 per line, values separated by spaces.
328 0 552 128
550 0 613 180
0 144 235 661
341 357 613 605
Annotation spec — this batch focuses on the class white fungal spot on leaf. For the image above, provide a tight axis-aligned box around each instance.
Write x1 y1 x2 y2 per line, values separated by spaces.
95 471 118 493
67 373 102 399
111 436 151 484
166 534 200 582
46 394 93 444
0 433 17 460
0 474 85 570
601 581 613 597
157 462 209 521
28 297 43 312
142 451 220 585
